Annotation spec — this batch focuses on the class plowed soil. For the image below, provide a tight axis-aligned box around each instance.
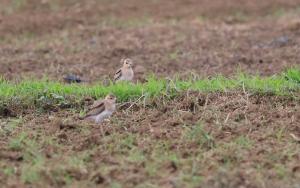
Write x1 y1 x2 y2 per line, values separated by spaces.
0 0 300 82
1 93 300 187
0 0 300 188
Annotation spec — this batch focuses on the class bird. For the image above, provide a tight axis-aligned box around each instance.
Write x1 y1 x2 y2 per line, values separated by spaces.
63 74 84 83
82 94 116 123
114 58 134 82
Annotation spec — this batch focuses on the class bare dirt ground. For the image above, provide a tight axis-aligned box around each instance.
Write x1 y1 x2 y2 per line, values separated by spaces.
0 0 300 187
0 0 300 82
1 93 300 187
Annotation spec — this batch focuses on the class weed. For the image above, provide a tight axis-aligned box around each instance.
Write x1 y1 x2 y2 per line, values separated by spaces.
21 157 44 183
145 162 158 177
169 51 179 60
68 156 87 171
2 166 16 176
121 133 136 149
7 132 46 183
46 166 73 186
23 151 44 183
101 16 153 29
274 164 288 179
185 123 215 149
234 136 252 149
8 132 27 150
179 174 203 188
272 8 287 18
196 15 207 23
41 135 61 149
136 182 159 188
48 1 61 11
127 148 145 163
284 68 300 83
10 0 27 12
231 11 249 22
0 117 23 135
275 127 286 141
110 182 122 188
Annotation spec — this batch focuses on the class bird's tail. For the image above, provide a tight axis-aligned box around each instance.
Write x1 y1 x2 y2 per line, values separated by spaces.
63 75 90 84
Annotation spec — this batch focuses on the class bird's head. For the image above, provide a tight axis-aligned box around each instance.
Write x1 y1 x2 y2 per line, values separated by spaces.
122 58 133 69
105 94 116 103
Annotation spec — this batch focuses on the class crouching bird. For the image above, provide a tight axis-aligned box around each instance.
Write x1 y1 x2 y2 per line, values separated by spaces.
82 94 116 123
114 58 134 82
63 74 84 83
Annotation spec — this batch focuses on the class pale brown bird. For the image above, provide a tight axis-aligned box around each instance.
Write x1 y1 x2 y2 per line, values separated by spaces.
83 94 116 123
114 58 134 82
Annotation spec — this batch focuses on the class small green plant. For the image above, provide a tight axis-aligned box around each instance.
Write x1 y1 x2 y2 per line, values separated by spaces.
101 16 153 28
110 182 122 188
274 164 288 179
67 156 87 170
185 123 215 149
196 15 206 23
145 162 159 177
8 132 46 183
11 0 27 11
127 148 145 163
234 136 252 149
272 8 286 18
120 133 136 149
231 11 249 22
8 132 27 150
275 127 286 141
21 142 45 183
169 51 179 60
0 117 23 135
48 1 60 11
178 174 202 188
21 160 44 184
284 68 300 83
2 166 16 176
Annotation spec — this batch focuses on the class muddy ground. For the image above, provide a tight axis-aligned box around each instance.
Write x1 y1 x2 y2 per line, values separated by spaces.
0 0 300 188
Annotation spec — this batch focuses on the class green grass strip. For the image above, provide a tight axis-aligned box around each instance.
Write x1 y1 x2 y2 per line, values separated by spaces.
0 69 299 106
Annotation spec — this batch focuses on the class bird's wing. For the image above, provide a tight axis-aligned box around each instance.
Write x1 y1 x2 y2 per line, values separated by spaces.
64 75 82 83
114 68 122 81
89 99 104 109
85 100 105 117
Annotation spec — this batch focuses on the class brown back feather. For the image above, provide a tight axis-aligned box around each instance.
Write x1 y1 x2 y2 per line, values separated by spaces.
114 69 122 81
85 100 105 118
